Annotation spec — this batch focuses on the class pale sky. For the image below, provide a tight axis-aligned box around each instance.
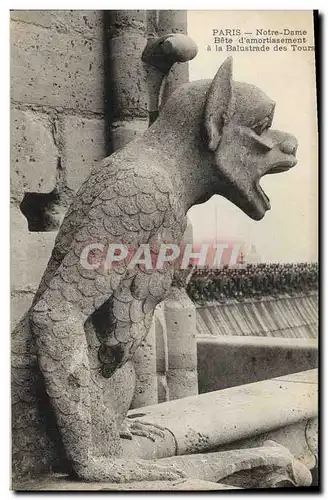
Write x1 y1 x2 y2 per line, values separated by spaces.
186 10 318 263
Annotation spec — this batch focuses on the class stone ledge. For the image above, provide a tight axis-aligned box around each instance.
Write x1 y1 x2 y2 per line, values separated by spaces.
197 335 318 348
197 336 318 393
14 476 239 491
128 370 318 456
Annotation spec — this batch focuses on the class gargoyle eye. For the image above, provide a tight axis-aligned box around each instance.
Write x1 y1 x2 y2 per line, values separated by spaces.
252 116 271 136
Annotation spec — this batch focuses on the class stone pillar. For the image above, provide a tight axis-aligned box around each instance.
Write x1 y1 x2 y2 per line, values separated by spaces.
130 319 158 409
104 10 149 152
162 213 198 400
157 10 189 106
164 288 198 400
154 304 169 403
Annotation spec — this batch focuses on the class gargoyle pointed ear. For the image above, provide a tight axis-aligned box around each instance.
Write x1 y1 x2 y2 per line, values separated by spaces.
204 57 235 151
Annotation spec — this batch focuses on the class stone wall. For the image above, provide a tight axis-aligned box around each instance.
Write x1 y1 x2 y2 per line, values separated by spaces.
10 10 107 326
197 336 318 393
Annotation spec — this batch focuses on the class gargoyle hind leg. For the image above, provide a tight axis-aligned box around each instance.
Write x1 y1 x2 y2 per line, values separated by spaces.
30 264 185 483
151 441 313 487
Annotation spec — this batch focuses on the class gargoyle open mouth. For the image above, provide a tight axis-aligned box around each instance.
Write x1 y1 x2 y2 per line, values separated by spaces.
255 157 297 214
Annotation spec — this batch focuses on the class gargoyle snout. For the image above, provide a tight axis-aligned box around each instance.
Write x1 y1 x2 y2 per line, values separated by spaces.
280 136 298 156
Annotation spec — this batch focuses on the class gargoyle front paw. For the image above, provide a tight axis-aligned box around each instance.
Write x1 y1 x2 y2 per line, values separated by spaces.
120 417 166 442
119 419 134 440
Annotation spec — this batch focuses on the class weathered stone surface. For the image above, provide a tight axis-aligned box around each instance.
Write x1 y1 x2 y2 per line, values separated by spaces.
197 336 318 393
157 10 188 36
122 413 318 476
15 475 238 491
219 418 318 472
166 370 199 401
156 440 312 488
130 369 317 456
161 288 198 400
130 373 158 409
164 289 198 372
11 109 58 198
11 206 56 292
305 418 318 463
106 10 146 38
11 10 104 39
105 11 148 152
11 21 104 112
131 321 158 408
11 292 34 328
59 115 106 191
106 34 148 119
154 305 167 373
154 305 169 403
157 374 169 404
120 426 176 459
110 119 148 151
156 10 190 107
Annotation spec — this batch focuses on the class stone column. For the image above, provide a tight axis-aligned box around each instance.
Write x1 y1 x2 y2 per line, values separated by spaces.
104 10 149 153
164 288 198 400
157 10 189 105
154 304 169 403
130 320 158 409
163 213 198 400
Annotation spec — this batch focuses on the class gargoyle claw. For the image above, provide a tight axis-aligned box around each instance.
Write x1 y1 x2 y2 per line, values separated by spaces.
120 418 166 442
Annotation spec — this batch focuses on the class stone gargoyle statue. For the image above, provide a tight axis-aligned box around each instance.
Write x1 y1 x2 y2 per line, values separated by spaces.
12 57 309 487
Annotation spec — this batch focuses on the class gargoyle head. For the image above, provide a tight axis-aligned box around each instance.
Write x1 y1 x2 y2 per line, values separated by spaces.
205 57 298 220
